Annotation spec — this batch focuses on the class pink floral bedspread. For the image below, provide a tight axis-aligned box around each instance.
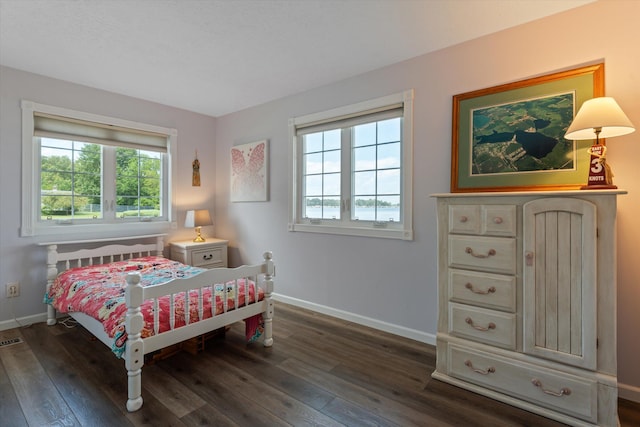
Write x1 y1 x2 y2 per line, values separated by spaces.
44 256 264 358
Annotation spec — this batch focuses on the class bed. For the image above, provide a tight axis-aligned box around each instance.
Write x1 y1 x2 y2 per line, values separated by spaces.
41 234 274 412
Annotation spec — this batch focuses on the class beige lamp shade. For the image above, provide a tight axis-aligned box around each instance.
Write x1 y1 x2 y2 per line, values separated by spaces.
565 97 635 140
185 209 212 242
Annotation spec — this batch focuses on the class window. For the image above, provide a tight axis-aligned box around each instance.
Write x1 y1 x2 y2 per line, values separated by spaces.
289 90 413 240
21 101 177 238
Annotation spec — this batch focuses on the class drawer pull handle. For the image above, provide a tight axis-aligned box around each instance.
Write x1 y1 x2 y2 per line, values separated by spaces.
465 317 496 331
531 379 571 397
465 360 495 375
465 247 496 258
465 283 496 295
203 254 213 260
460 216 468 223
493 217 503 224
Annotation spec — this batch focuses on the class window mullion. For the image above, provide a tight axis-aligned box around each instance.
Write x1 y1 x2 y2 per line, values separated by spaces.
341 128 351 223
103 146 116 220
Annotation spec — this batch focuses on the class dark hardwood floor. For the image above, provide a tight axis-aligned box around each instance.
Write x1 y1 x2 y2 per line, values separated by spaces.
1 301 639 426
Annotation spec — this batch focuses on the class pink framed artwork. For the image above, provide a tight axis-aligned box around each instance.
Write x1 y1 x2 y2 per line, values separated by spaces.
230 140 269 202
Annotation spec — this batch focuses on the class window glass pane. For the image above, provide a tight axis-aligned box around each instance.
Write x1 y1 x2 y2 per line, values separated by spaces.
304 197 322 218
116 147 162 218
377 195 400 222
304 152 323 174
378 142 400 169
40 138 103 220
353 122 376 147
353 197 376 221
353 145 376 172
323 149 341 174
323 129 341 150
304 133 323 153
354 170 376 195
305 175 323 197
377 169 400 195
378 118 401 143
323 172 340 195
322 197 340 219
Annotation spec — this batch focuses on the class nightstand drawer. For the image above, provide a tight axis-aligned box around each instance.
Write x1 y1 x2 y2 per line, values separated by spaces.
449 303 516 350
191 247 225 268
170 239 229 269
448 344 597 423
448 235 516 274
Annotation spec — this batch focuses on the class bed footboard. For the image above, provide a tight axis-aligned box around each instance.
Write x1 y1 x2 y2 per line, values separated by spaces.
123 250 275 411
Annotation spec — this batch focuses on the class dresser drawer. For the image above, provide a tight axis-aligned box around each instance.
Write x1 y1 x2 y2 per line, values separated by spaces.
448 235 516 274
449 303 515 350
191 247 225 268
449 205 516 236
447 344 597 423
449 269 516 312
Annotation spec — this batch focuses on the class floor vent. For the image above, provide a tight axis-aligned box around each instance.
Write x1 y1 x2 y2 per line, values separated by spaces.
0 337 23 348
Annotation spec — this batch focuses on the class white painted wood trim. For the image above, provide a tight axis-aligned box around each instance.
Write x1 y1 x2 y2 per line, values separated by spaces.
273 293 435 345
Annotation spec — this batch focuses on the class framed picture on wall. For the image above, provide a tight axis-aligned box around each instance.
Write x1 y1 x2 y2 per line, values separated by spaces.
230 139 269 202
451 63 604 192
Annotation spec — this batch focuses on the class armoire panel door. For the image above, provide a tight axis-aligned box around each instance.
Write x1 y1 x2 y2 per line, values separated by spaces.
523 198 597 370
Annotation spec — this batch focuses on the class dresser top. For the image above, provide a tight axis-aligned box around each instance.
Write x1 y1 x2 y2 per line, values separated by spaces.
431 189 627 198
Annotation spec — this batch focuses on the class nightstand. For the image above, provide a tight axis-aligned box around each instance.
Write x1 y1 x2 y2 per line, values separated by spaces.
170 239 228 269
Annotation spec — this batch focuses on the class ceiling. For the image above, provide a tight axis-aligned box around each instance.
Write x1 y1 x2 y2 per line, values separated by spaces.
0 0 594 117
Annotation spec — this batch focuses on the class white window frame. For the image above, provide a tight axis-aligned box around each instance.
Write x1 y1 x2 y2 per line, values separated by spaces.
288 90 414 240
21 100 177 238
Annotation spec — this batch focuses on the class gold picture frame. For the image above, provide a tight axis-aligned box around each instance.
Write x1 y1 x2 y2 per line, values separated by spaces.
451 63 604 192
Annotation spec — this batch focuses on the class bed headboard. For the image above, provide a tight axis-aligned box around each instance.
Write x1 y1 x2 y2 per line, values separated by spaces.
40 234 166 325
40 234 165 273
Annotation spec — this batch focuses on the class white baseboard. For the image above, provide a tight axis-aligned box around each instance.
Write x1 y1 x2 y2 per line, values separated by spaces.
0 312 47 331
618 382 640 403
273 293 436 346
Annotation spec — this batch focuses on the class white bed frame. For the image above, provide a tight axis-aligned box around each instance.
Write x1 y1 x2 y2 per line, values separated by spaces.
41 235 274 412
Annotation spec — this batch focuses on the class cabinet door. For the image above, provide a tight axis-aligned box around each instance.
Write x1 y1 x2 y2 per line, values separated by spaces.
523 198 597 370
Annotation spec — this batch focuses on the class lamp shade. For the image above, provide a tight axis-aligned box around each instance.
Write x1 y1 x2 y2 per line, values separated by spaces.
184 209 212 228
565 97 635 140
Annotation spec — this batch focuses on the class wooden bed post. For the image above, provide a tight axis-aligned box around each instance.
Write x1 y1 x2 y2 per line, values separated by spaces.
45 245 59 326
155 235 164 256
262 251 274 347
124 272 144 412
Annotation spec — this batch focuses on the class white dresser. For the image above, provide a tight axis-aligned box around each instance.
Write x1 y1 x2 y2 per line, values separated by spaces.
432 190 624 427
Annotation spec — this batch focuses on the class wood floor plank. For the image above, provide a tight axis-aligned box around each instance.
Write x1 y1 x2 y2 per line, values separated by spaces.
198 351 346 426
0 344 28 427
19 323 134 426
278 356 443 426
155 351 291 427
142 364 207 418
0 328 80 426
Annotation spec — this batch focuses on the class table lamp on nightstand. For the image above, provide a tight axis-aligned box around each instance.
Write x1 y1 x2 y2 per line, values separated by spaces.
184 209 212 242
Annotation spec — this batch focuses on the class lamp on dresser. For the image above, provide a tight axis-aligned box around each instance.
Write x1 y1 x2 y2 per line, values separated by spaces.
564 96 635 189
184 209 212 242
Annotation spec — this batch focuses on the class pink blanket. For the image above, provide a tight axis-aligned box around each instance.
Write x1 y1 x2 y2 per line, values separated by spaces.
45 256 264 357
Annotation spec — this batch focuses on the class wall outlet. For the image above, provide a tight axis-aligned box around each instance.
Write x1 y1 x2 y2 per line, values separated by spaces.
6 282 20 298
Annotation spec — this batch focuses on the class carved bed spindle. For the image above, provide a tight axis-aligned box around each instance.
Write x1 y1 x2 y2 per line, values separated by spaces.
262 251 274 347
46 244 59 326
124 272 144 412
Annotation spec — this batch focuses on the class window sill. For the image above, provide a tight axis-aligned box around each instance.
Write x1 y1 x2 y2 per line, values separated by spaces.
288 222 413 240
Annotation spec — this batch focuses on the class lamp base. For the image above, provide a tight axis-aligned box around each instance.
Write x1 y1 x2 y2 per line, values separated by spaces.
193 226 206 242
580 184 618 190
